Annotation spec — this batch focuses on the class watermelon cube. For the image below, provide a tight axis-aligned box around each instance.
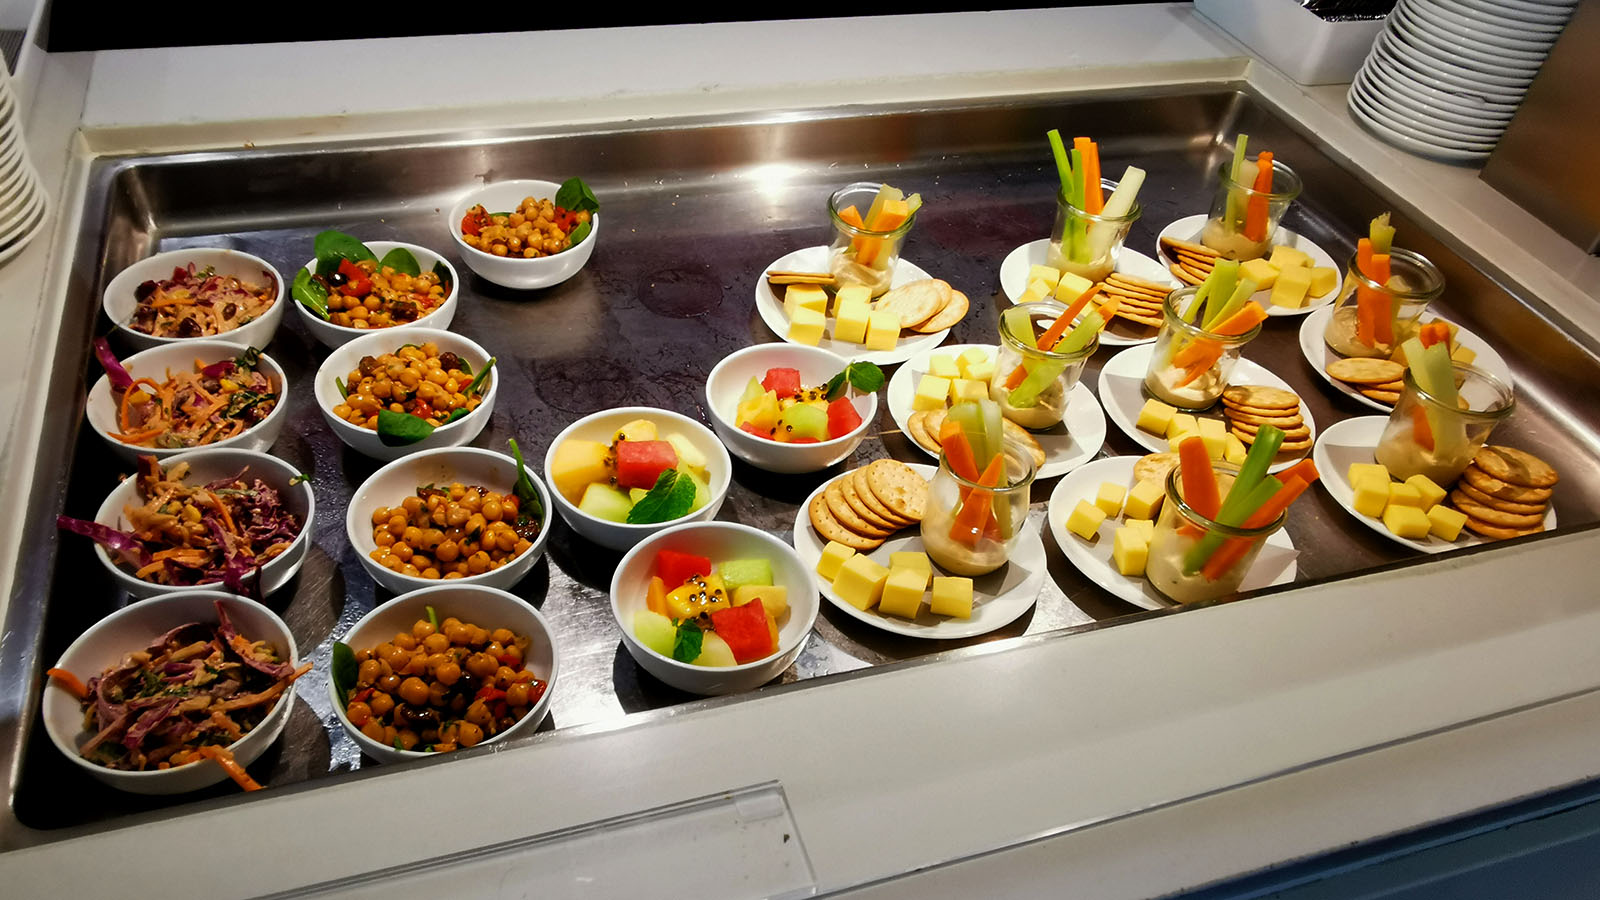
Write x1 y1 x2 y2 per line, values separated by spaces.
656 550 712 588
739 421 768 438
614 440 679 490
779 402 829 442
826 397 863 439
761 367 803 399
709 598 776 663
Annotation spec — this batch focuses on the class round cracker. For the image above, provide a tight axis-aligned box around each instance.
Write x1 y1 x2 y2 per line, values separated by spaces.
906 410 937 454
1449 491 1546 528
1461 517 1545 541
1221 385 1299 410
1222 401 1302 419
825 478 894 538
1460 465 1553 503
1456 481 1548 516
1133 452 1179 486
809 491 882 550
1115 310 1164 328
876 279 948 329
922 407 948 444
1359 388 1400 404
1099 282 1168 303
850 467 910 526
1169 263 1204 286
1369 380 1404 392
1106 272 1178 294
911 289 968 334
865 459 928 521
1474 445 1559 488
841 473 905 532
1224 409 1305 428
1326 357 1406 385
1001 417 1047 469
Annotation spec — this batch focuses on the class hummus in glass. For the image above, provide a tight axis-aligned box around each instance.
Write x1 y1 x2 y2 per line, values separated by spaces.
989 374 1068 430
1374 421 1477 485
920 501 1009 577
1046 240 1114 283
1200 218 1271 261
1145 359 1225 411
829 249 894 297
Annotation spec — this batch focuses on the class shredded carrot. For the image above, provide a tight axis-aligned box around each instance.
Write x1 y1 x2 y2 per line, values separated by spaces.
197 745 262 792
118 378 162 433
47 668 88 700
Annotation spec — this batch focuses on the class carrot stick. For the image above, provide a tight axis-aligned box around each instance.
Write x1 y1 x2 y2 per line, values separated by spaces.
1277 458 1320 486
1355 238 1379 348
198 745 263 792
1244 151 1274 242
47 668 88 700
1169 300 1269 371
949 452 1003 547
939 421 981 482
838 205 864 228
1411 404 1435 452
1419 321 1451 349
1200 475 1312 582
1002 285 1103 388
1178 437 1221 519
1370 253 1394 346
1076 137 1103 214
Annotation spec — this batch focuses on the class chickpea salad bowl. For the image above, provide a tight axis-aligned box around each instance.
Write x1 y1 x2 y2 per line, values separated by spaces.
291 231 459 349
447 178 600 291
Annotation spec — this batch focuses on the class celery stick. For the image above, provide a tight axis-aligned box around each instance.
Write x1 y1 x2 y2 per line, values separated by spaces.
1202 278 1259 332
1229 134 1250 184
1002 307 1035 347
1225 424 1285 511
1083 165 1146 264
1008 361 1065 408
946 401 985 465
1225 134 1249 227
1205 260 1239 324
1047 130 1074 196
1056 310 1105 355
979 398 1005 471
1183 476 1283 575
1068 148 1087 263
1184 280 1212 324
1369 212 1394 256
1408 338 1467 461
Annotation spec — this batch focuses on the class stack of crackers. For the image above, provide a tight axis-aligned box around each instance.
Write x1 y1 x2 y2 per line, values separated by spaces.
808 459 930 551
1160 236 1220 286
905 407 1046 469
1326 358 1406 406
1449 445 1556 540
1221 385 1312 454
1094 272 1171 330
875 278 970 335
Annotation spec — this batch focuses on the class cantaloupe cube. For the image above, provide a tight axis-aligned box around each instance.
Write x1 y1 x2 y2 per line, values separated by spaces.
1224 434 1248 464
788 306 826 345
1269 266 1312 308
1348 463 1389 486
783 284 829 321
1167 413 1198 439
1095 482 1126 517
1427 505 1468 542
1388 482 1425 509
831 284 871 316
1124 518 1156 542
1053 271 1095 301
834 297 871 344
926 354 959 379
1269 245 1312 270
1027 264 1062 289
864 310 901 351
877 568 927 619
951 378 988 402
1112 527 1149 577
1382 504 1431 540
889 551 931 584
957 348 991 378
1124 479 1164 520
1352 475 1390 518
914 375 951 411
1239 258 1279 292
1405 474 1446 512
1067 500 1107 541
1309 266 1338 298
816 541 857 581
1197 418 1227 459
929 576 974 618
733 584 788 620
1136 398 1177 435
832 554 889 611
1018 278 1052 304
550 439 612 504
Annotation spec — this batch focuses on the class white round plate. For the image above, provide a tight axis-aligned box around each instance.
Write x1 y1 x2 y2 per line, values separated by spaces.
1372 37 1528 102
1352 77 1507 141
1397 3 1554 62
1380 27 1539 87
1348 89 1499 151
755 246 948 366
1359 62 1517 127
1312 416 1556 554
1438 0 1573 28
1297 305 1512 413
1368 54 1520 115
1411 0 1566 47
1347 96 1494 164
792 462 1047 639
885 343 1107 479
998 239 1177 346
1154 214 1339 317
1046 455 1299 610
1098 343 1314 474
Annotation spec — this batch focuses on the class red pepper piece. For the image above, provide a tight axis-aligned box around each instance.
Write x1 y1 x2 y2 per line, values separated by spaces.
337 258 373 297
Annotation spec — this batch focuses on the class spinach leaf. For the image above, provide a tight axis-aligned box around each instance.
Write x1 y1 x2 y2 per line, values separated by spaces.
432 260 453 293
378 247 421 276
506 439 545 526
464 357 496 396
313 230 378 277
376 409 437 446
671 620 703 663
331 641 357 698
291 267 329 319
625 469 696 524
555 177 600 213
824 361 886 401
566 219 592 249
289 472 311 486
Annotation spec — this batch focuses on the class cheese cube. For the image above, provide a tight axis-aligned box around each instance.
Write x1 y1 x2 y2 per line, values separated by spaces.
877 568 927 619
889 551 931 585
929 576 974 618
832 554 889 611
1124 479 1164 520
964 358 997 383
1427 505 1468 542
1067 500 1108 541
1112 527 1149 577
951 378 988 403
1167 413 1198 439
1168 431 1199 454
1136 398 1177 435
1269 266 1312 309
787 306 826 346
1382 504 1432 540
1351 475 1391 518
1309 266 1338 298
815 541 857 581
1450 344 1477 366
833 297 871 344
957 348 991 378
1027 264 1062 289
1053 271 1095 301
1405 474 1447 512
1224 434 1248 465
1348 462 1389 486
1124 518 1156 542
1239 258 1280 292
1269 245 1312 270
864 310 901 351
913 375 952 411
926 354 960 379
831 284 871 316
782 284 829 321
1018 279 1052 304
1197 417 1227 459
1095 482 1126 517
1388 482 1425 509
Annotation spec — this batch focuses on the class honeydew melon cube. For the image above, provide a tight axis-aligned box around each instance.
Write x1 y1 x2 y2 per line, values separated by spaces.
787 306 826 345
877 568 928 619
718 559 773 593
629 488 649 504
780 402 829 441
816 541 857 581
675 465 711 513
1067 500 1107 541
1427 505 1468 542
1124 479 1164 520
633 610 676 659
1382 504 1431 540
1136 398 1177 436
928 576 974 618
579 483 634 523
926 354 960 379
664 432 707 471
692 631 738 667
864 310 901 351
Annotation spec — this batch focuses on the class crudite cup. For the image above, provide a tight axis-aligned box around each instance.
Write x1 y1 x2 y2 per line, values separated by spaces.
920 442 1037 577
1200 158 1303 261
1146 464 1288 605
989 302 1098 430
1323 247 1445 360
1046 177 1141 283
1375 362 1514 485
1143 287 1264 411
828 181 917 297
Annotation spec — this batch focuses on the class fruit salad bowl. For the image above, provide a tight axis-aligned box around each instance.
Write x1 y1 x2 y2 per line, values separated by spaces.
705 343 877 474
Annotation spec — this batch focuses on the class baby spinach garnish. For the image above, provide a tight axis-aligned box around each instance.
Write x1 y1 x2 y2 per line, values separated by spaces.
291 268 329 319
331 641 357 698
464 357 496 396
289 472 311 486
431 260 453 293
335 376 348 399
671 619 703 663
378 247 421 276
506 439 545 526
376 408 471 446
824 361 885 401
225 391 271 419
625 469 695 525
313 230 378 277
236 347 262 370
555 177 600 214
566 219 593 248
394 737 406 752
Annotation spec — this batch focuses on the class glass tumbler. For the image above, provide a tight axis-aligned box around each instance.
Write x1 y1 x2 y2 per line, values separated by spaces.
827 181 917 297
920 441 1037 577
1143 287 1264 411
1146 464 1288 605
990 302 1098 430
1201 158 1303 261
1046 177 1141 283
1322 247 1445 359
1374 362 1514 485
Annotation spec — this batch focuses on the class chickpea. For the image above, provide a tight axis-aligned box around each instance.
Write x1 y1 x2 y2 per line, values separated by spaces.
504 683 529 707
357 658 382 686
361 720 386 742
467 551 491 575
436 539 460 563
378 673 402 694
346 701 373 726
465 652 498 679
482 498 503 521
422 632 450 654
458 722 485 747
396 730 420 751
413 619 436 639
370 507 390 526
500 643 524 667
369 692 395 717
398 677 430 706
435 661 462 686
491 628 515 645
465 701 493 726
393 633 417 651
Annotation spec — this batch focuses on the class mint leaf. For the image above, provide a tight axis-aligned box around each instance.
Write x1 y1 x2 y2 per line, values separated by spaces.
625 469 696 524
331 641 357 698
313 230 377 277
464 357 496 397
507 439 545 526
378 247 421 276
824 361 885 401
671 619 703 663
377 409 436 446
823 370 848 402
555 177 600 213
291 267 329 319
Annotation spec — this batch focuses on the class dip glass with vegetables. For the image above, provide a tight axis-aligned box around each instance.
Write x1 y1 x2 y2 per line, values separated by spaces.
1047 177 1141 283
1375 361 1513 485
1143 287 1264 411
1146 463 1288 604
920 408 1037 577
1324 247 1444 360
1201 143 1302 261
827 182 919 297
990 302 1098 430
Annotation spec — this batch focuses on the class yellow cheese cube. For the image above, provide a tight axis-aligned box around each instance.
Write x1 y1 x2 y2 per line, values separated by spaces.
926 354 960 379
1095 481 1126 517
1018 279 1052 304
1388 482 1425 509
1067 500 1108 541
1382 504 1432 540
782 284 829 321
964 358 997 383
1027 265 1062 289
951 378 988 403
1348 463 1389 486
833 297 871 344
832 554 889 611
1124 518 1156 542
1239 258 1280 292
1053 271 1095 301
864 310 901 351
1269 265 1312 309
815 541 857 581
957 348 991 378
1351 475 1391 518
831 284 871 316
929 576 974 618
1168 431 1199 454
913 375 952 411
1269 245 1312 270
1427 505 1468 542
877 568 927 619
889 551 931 584
1197 417 1227 459
1224 434 1248 465
787 306 826 346
1124 479 1164 520
1167 413 1198 439
1136 398 1177 435
1450 344 1477 366
1112 527 1149 577
1405 474 1447 512
1309 266 1338 298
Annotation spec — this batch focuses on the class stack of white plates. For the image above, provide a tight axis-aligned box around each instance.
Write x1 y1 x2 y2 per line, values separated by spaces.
1350 0 1577 163
0 63 48 267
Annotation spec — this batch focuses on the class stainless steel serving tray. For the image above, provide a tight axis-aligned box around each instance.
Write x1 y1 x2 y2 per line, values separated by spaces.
4 85 1597 848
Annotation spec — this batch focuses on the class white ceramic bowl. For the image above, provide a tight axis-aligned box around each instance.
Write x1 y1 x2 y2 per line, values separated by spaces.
42 590 299 794
328 584 558 764
313 328 498 462
446 179 599 290
544 406 732 552
610 521 819 695
705 343 876 474
346 446 553 594
291 241 460 349
101 248 285 353
86 340 290 464
83 448 314 599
